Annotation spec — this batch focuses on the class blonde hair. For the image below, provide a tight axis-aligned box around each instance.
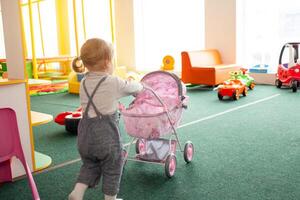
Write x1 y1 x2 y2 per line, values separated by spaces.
72 38 113 73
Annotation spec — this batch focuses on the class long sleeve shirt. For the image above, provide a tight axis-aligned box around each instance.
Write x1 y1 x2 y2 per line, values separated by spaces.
80 71 143 118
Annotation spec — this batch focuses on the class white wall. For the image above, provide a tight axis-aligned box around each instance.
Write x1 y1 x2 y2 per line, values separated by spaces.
205 0 236 64
114 0 237 69
1 0 26 79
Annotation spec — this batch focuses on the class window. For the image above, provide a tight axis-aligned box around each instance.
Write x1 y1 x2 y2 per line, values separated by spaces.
237 0 300 73
19 0 112 58
21 0 58 58
280 44 300 68
68 0 112 56
133 0 205 71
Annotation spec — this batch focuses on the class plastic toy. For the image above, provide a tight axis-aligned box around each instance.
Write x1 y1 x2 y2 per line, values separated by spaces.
54 107 82 134
68 71 83 94
218 75 247 100
230 68 255 90
275 42 300 92
161 55 175 71
249 64 269 73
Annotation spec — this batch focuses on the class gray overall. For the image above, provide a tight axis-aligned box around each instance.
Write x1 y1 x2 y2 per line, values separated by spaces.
76 76 123 196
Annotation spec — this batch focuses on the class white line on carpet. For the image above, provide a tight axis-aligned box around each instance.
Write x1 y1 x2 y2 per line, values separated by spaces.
178 93 280 129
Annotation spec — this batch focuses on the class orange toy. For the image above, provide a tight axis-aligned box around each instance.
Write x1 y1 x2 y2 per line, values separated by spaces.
181 49 240 86
161 55 175 71
218 79 247 100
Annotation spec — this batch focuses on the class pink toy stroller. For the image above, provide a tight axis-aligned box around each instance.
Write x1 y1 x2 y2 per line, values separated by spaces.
120 71 194 177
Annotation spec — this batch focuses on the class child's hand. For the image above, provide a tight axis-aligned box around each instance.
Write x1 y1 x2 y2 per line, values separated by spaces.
118 102 125 111
127 76 134 81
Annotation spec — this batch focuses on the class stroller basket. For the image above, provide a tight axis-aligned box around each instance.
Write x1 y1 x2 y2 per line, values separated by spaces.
136 138 177 162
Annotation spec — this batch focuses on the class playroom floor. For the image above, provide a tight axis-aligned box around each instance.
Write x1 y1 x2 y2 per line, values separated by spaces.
0 85 300 200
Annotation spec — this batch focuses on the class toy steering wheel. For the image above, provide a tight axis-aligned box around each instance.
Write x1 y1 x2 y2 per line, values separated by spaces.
240 68 248 75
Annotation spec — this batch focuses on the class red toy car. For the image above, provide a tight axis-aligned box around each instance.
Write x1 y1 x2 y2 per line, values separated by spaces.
218 79 247 100
275 42 300 92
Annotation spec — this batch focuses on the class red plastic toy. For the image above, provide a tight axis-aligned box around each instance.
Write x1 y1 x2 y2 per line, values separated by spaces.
54 107 82 133
218 79 247 100
55 103 125 134
276 42 300 92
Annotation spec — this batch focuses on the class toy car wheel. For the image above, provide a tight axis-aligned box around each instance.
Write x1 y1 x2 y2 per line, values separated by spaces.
165 154 177 178
65 117 81 134
275 79 282 88
232 91 239 100
184 141 194 163
218 92 223 100
232 91 237 100
249 83 255 90
135 139 145 154
292 80 298 92
242 88 248 96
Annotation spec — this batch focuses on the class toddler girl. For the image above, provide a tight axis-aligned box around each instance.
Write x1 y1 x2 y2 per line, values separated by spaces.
68 38 143 200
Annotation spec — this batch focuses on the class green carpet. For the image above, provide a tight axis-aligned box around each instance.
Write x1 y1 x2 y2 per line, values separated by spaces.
0 85 299 199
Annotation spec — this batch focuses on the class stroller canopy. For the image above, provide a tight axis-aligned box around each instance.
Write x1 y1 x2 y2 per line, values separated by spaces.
122 71 186 116
121 71 188 138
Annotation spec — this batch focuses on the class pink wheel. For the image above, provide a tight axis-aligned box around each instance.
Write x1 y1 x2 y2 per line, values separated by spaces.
135 139 145 154
184 141 194 163
122 149 128 167
165 154 177 178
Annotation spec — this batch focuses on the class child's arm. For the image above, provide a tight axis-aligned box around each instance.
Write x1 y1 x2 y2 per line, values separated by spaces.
116 77 143 98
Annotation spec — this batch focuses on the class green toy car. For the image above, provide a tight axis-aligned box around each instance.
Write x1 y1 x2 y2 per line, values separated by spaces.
229 68 255 90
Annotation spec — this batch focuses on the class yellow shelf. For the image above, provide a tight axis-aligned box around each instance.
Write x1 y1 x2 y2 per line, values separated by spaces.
34 151 52 171
0 79 26 86
31 111 53 126
30 111 53 171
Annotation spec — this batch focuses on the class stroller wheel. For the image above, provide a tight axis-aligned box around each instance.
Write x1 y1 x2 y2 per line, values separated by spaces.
122 149 128 171
184 141 194 163
122 149 128 172
165 154 177 178
135 139 145 154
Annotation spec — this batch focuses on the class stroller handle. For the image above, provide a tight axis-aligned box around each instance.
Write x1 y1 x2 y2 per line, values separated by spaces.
143 86 167 110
